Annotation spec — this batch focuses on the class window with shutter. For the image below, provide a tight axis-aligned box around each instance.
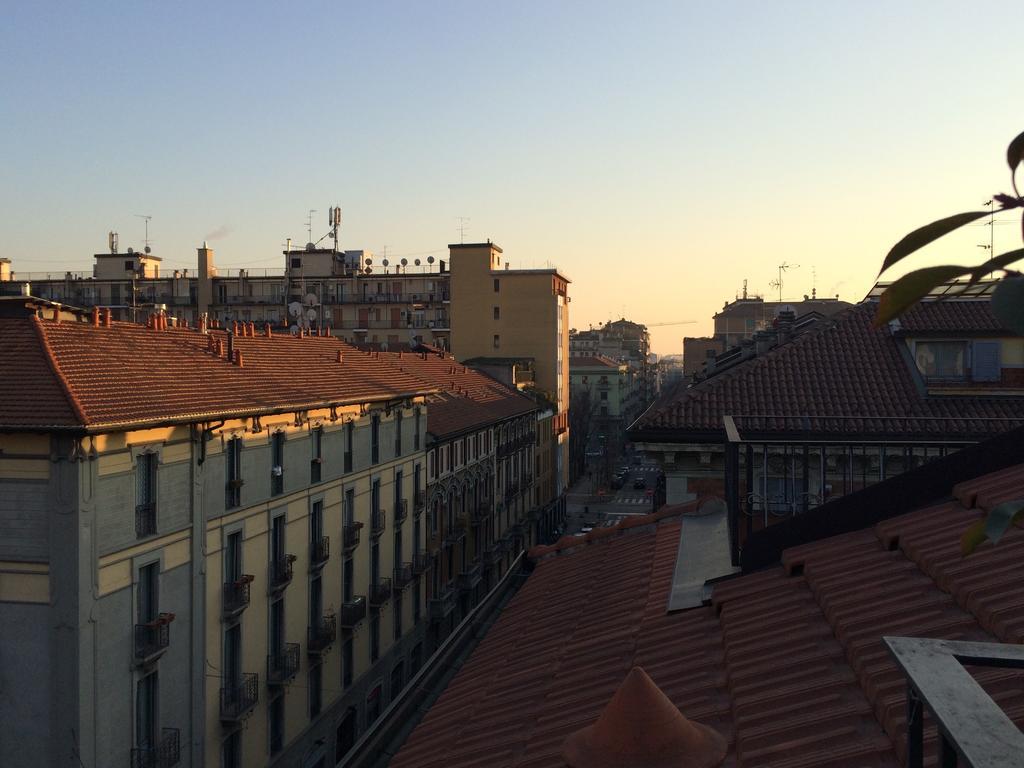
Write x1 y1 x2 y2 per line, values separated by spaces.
972 340 1002 382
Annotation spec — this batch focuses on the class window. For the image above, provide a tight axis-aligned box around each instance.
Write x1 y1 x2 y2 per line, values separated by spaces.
915 341 967 381
225 531 242 590
973 340 1002 382
136 452 157 538
125 259 135 271
269 599 284 662
414 408 421 450
493 334 500 349
600 391 608 400
394 411 403 457
336 709 357 762
493 278 500 293
344 422 353 473
310 500 324 564
343 557 354 603
136 672 158 751
138 562 159 625
392 661 404 698
367 685 382 724
270 514 287 583
343 638 354 687
291 257 302 269
370 614 380 662
222 731 241 768
271 432 285 495
371 414 380 464
269 695 284 755
308 663 322 718
493 306 500 320
413 579 421 623
393 594 403 640
311 426 323 484
225 437 242 509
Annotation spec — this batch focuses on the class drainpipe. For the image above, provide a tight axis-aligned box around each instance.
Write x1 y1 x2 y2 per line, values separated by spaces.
190 423 208 765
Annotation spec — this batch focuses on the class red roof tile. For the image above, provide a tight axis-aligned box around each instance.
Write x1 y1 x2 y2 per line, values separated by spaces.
0 317 436 431
632 302 1024 438
391 460 1024 768
896 299 1009 334
569 355 622 369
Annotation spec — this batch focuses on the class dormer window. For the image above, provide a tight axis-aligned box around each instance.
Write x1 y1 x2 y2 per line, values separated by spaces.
915 341 967 382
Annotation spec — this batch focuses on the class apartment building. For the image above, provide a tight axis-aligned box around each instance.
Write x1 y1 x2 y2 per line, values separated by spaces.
3 241 453 349
447 242 571 493
0 299 442 768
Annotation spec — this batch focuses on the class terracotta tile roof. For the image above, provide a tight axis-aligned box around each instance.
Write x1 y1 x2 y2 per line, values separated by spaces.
374 350 538 438
390 461 1024 768
631 302 1024 438
895 298 1009 334
0 317 435 431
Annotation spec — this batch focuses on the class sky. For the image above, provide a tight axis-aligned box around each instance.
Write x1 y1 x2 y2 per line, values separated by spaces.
3 1 1023 354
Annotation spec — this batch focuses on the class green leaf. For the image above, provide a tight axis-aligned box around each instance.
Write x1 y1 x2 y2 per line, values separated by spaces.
874 265 970 325
880 212 992 276
961 518 988 556
1006 130 1024 172
983 499 1024 545
969 248 1024 281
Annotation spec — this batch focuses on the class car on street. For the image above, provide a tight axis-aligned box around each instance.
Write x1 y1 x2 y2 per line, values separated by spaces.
633 477 646 490
610 475 624 490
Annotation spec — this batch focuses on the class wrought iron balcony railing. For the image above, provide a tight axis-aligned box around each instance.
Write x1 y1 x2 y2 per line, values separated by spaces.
130 727 181 768
309 536 330 570
394 499 408 525
472 502 490 522
458 562 482 592
342 521 363 552
444 519 467 546
219 672 259 721
222 575 253 619
135 502 157 538
428 586 456 622
339 597 367 629
307 613 337 654
371 508 386 537
268 554 295 593
134 614 174 662
368 578 392 608
393 564 414 591
266 642 300 686
414 488 425 513
411 550 429 575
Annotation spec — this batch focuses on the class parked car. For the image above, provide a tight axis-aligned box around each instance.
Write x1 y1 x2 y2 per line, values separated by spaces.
633 477 646 490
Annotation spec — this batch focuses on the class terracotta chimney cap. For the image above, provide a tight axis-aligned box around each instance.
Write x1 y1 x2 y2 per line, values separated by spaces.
562 667 727 768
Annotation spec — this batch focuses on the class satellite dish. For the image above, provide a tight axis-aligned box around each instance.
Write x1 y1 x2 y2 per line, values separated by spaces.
306 309 318 322
303 293 318 306
382 259 389 267
364 257 372 266
144 246 152 254
305 242 315 251
290 325 300 336
127 247 134 254
400 258 408 266
414 258 421 266
427 256 434 264
364 267 372 274
288 302 303 318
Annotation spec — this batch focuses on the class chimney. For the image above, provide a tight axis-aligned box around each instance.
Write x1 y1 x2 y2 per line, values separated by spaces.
198 315 208 334
264 323 272 338
336 350 344 364
234 351 244 368
91 306 100 328
196 243 215 318
103 308 113 328
561 667 726 768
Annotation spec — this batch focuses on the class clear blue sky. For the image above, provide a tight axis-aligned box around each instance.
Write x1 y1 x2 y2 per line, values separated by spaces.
3 1 1023 353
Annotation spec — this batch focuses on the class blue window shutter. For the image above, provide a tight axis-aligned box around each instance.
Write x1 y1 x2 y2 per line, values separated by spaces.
973 341 1001 382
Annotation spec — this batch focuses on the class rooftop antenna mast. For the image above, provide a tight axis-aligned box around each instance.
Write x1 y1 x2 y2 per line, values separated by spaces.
306 209 317 246
135 214 153 252
329 206 342 252
457 217 470 244
812 267 817 299
769 262 799 302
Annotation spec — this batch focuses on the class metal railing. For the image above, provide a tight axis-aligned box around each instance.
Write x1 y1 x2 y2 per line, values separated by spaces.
458 562 482 592
428 586 456 621
135 502 157 538
268 555 295 592
885 636 1024 768
219 673 259 721
222 575 253 618
394 499 408 525
444 519 467 545
371 509 386 537
130 727 181 768
343 521 363 551
339 597 367 628
266 643 300 685
307 614 337 654
368 578 392 608
393 563 414 591
309 536 330 569
134 615 173 661
411 550 429 575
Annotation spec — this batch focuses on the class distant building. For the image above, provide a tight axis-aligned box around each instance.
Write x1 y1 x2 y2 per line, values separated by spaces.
569 318 656 405
569 355 640 477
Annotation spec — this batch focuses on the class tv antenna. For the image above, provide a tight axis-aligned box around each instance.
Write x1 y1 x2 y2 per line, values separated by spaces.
306 209 317 246
135 215 152 252
980 198 995 254
457 217 470 244
769 262 799 302
329 206 342 251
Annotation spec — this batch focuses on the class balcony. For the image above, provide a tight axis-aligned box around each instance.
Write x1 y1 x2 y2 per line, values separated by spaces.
444 519 467 546
309 536 330 570
307 614 337 655
134 614 174 663
414 488 425 515
339 597 367 629
458 562 482 592
472 502 490 522
428 587 456 622
371 508 386 538
266 643 300 686
268 554 295 594
411 550 429 575
219 672 259 722
368 578 392 608
394 499 408 525
393 563 414 591
342 521 363 552
130 727 181 768
135 502 157 538
222 575 253 619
